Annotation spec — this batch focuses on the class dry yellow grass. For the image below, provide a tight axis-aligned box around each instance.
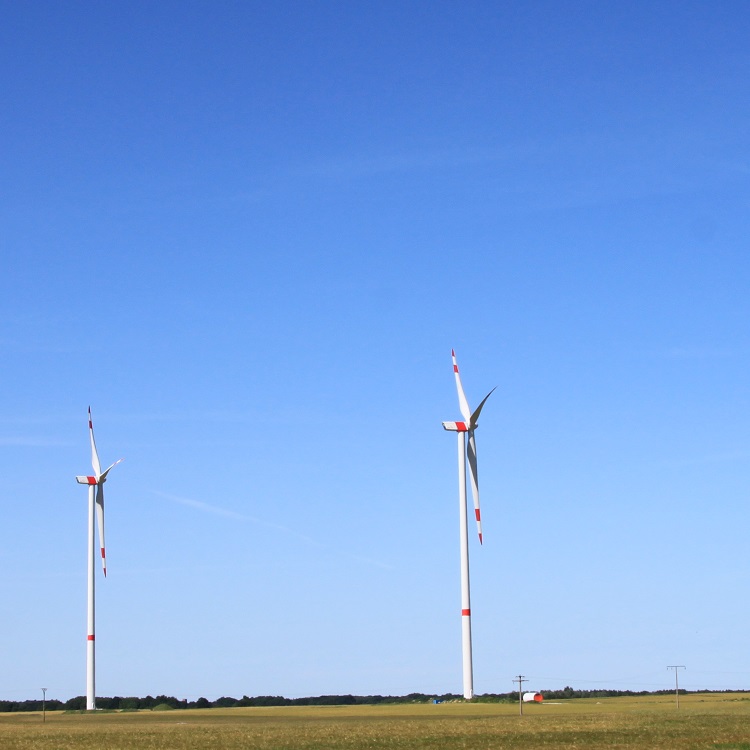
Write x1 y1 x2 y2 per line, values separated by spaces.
1 693 749 749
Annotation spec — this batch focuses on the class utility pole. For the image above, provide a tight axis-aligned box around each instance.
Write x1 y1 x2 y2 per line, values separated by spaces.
41 687 47 723
667 666 686 709
514 675 528 716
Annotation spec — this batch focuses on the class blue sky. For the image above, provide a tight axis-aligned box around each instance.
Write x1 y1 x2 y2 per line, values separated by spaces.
2 0 750 702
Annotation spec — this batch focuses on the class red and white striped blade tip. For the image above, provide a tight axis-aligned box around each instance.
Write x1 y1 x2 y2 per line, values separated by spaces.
451 351 472 423
467 434 483 542
88 407 102 477
96 484 106 576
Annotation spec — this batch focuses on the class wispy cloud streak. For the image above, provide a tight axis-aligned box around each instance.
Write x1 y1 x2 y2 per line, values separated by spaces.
660 448 750 469
152 490 322 547
153 490 394 570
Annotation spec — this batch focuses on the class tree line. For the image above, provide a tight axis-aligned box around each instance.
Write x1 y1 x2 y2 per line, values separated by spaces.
0 693 461 712
1 687 744 713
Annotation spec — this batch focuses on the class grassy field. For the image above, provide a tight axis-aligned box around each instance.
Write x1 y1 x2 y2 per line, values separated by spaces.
1 693 749 749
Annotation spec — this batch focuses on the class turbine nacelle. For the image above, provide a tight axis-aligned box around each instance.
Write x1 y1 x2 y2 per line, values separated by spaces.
442 421 469 432
75 459 123 487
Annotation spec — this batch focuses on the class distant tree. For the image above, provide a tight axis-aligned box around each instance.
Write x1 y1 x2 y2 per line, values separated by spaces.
358 695 386 705
212 696 238 708
154 695 181 709
312 695 355 705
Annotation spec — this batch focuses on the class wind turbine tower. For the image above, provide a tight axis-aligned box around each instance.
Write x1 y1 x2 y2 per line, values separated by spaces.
442 350 494 700
75 407 122 711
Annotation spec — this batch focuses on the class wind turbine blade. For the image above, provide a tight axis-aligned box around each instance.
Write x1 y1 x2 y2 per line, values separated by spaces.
95 484 107 577
467 431 482 544
470 387 496 429
88 407 102 478
98 458 124 483
452 350 472 423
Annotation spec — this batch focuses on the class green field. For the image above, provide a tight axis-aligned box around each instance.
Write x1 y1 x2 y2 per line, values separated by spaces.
2 693 749 749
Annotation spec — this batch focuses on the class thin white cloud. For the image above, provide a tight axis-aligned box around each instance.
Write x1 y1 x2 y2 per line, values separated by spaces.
660 448 750 469
349 554 394 571
152 489 322 547
291 144 523 182
153 490 394 570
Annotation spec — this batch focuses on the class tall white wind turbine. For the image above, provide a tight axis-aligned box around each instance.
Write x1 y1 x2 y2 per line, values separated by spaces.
75 407 123 711
442 350 494 700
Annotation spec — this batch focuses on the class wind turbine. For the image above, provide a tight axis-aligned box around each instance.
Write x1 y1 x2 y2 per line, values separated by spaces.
442 350 494 700
75 407 122 711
